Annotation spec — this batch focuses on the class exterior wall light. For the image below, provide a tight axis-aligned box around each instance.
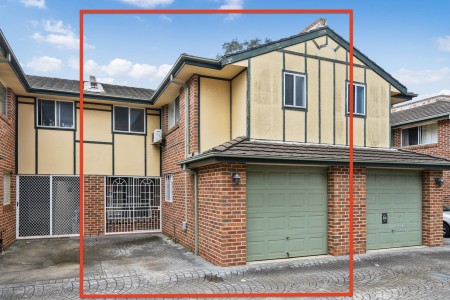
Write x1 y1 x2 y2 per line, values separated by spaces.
435 178 445 186
232 172 241 185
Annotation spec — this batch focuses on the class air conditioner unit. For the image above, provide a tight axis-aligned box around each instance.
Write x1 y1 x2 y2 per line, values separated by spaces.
152 129 163 144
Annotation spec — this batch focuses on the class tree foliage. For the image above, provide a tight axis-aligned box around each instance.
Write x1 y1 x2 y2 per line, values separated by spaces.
217 37 272 59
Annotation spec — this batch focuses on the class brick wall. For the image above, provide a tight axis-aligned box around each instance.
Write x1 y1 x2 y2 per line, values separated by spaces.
0 88 17 249
328 166 366 256
393 121 450 206
161 75 198 251
422 170 444 247
84 175 105 236
197 163 246 266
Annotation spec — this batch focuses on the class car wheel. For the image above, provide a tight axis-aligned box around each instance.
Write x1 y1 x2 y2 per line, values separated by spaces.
444 222 450 238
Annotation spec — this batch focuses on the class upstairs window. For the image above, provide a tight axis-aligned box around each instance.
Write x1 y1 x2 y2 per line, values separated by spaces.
0 81 7 118
37 99 74 129
346 83 366 116
284 72 306 109
401 123 438 147
113 106 145 133
168 97 180 129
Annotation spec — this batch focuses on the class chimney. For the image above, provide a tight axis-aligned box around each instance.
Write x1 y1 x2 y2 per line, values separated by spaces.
301 18 327 33
89 75 97 89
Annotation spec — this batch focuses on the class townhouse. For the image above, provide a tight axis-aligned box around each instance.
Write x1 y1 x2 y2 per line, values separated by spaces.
0 20 449 266
391 95 450 206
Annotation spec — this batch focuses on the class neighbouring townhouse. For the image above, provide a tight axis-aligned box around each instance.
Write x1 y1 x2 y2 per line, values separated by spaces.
0 20 449 266
392 95 450 206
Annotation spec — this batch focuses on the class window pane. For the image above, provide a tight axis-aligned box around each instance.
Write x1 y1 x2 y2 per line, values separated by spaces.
0 83 6 116
356 86 365 114
168 101 175 129
114 107 129 131
295 76 305 107
40 100 55 127
401 129 409 146
408 127 419 146
421 123 438 144
175 98 180 123
130 108 145 132
3 172 10 205
284 74 294 106
58 102 74 128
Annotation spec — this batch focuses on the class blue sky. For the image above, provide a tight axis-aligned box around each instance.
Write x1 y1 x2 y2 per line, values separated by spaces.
0 0 449 99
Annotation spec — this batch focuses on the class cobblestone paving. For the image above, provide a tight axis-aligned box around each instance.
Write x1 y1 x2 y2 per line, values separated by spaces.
1 245 450 299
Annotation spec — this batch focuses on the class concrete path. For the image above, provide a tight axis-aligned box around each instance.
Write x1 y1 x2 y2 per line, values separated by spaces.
0 235 449 299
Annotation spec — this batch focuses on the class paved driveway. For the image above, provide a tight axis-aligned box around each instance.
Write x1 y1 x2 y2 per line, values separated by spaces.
0 236 449 299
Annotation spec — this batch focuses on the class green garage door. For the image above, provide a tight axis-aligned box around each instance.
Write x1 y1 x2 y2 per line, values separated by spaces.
367 169 422 250
246 165 327 262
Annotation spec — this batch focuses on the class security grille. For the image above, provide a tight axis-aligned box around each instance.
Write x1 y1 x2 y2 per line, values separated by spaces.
105 177 161 234
17 176 80 238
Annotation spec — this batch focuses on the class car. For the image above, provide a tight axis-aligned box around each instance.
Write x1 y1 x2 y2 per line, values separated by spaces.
444 205 450 238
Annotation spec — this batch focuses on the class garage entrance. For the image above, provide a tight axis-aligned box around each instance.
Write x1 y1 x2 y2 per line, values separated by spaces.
246 165 327 261
366 169 422 250
17 176 80 238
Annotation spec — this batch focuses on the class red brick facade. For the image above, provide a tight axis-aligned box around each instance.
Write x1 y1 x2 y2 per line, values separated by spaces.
0 88 17 250
197 163 246 266
84 175 105 236
393 120 450 206
422 170 444 247
327 166 366 256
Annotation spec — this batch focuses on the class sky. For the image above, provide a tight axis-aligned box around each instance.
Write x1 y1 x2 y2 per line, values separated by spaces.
0 0 449 100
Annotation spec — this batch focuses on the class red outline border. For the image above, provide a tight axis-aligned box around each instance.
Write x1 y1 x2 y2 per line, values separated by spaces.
79 9 354 298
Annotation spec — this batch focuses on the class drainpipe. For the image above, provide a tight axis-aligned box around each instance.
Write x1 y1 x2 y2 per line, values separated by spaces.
185 168 199 255
171 76 190 227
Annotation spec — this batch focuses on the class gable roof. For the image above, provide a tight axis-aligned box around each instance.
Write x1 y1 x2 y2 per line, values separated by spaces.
179 137 450 169
220 27 411 97
391 96 450 127
27 75 154 102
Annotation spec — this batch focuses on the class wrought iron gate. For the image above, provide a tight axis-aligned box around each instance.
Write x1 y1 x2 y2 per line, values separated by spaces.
105 177 161 234
17 176 80 238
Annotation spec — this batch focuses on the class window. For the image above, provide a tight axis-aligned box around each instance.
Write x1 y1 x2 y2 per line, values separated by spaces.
401 123 438 147
3 172 11 205
346 83 366 115
0 81 7 117
165 174 173 202
284 72 306 108
113 106 145 133
168 98 180 129
37 99 74 128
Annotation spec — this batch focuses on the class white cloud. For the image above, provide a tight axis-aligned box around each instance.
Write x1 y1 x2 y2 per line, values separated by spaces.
219 0 244 20
97 77 116 84
408 89 450 101
26 56 62 72
438 36 450 52
21 0 46 9
32 19 94 50
393 67 450 85
84 58 172 82
160 14 172 22
68 56 79 70
119 0 174 8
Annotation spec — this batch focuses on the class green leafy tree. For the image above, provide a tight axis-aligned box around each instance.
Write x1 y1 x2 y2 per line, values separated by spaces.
217 37 272 59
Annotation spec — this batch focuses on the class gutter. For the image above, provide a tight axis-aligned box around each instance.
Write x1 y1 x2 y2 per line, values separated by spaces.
391 114 450 128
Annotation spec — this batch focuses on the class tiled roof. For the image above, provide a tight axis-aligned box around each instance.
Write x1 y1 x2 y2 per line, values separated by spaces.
181 137 450 169
26 75 155 101
391 98 450 126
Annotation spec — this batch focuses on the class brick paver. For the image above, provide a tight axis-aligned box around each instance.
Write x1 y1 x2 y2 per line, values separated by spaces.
1 245 450 299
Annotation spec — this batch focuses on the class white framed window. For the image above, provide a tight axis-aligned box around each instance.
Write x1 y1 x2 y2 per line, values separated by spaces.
165 174 173 202
283 72 306 108
0 81 7 118
37 99 75 129
346 82 366 116
113 106 146 134
168 98 180 129
401 123 438 147
3 172 11 205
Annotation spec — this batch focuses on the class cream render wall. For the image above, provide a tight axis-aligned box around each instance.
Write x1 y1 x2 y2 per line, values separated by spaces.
147 115 161 177
231 71 247 139
17 101 35 174
199 77 230 152
246 36 391 148
38 130 73 174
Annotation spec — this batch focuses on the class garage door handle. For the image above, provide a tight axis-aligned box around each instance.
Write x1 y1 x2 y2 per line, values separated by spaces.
286 236 290 240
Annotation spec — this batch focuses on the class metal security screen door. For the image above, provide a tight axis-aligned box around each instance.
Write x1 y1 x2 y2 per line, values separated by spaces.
17 176 80 238
105 177 161 234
